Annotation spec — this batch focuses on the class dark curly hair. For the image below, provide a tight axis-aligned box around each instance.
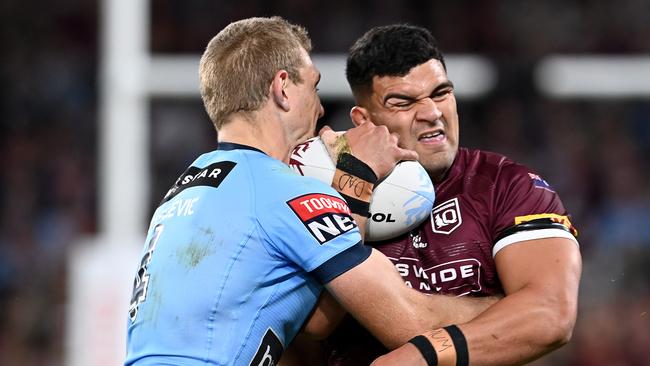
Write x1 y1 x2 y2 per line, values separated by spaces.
346 24 446 99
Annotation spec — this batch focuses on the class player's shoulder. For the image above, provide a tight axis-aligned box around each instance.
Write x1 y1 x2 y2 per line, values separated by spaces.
458 148 563 212
458 148 536 183
459 148 523 171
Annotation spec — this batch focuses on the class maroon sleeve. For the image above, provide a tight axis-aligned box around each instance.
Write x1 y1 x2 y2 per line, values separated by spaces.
491 161 577 245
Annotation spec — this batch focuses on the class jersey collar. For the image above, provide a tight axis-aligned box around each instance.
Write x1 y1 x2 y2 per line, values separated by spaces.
217 142 266 155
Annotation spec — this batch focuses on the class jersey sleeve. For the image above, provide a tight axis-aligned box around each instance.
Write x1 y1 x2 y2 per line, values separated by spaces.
257 177 371 285
491 163 579 256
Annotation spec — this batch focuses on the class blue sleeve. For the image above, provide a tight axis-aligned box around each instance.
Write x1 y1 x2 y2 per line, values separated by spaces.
257 177 370 284
310 243 371 284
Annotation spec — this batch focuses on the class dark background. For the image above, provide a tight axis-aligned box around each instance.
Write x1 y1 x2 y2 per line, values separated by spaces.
1 0 649 364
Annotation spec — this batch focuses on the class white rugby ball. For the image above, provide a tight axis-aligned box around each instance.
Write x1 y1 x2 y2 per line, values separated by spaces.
290 136 435 241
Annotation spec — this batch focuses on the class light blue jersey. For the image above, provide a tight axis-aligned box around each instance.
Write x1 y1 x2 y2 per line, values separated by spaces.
125 143 371 365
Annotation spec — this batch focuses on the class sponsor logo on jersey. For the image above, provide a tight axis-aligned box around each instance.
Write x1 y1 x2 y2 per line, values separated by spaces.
515 213 578 236
431 197 462 235
528 173 555 192
391 257 482 295
287 193 357 244
249 327 283 366
161 161 236 204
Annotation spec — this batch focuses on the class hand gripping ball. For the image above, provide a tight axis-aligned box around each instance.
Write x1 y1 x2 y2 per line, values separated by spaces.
290 136 435 241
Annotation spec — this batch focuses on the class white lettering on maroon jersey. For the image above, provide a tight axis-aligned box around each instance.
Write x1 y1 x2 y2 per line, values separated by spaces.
389 256 482 295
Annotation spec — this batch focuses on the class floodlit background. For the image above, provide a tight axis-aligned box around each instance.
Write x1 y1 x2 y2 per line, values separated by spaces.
1 0 649 365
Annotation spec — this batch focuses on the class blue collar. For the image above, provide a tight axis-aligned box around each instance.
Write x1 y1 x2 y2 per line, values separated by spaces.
217 142 266 155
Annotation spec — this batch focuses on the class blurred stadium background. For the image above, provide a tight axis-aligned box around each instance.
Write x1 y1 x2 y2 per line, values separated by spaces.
1 0 649 365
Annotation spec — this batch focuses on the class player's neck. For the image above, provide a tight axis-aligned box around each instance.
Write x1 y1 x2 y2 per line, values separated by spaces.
218 112 291 162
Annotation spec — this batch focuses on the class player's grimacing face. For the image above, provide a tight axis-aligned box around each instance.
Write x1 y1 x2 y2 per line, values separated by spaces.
365 59 459 182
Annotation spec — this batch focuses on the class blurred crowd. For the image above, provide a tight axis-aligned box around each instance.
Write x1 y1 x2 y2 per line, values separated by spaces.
1 0 649 365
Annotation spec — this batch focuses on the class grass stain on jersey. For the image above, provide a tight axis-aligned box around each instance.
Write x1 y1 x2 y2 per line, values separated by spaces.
176 226 217 269
177 242 214 268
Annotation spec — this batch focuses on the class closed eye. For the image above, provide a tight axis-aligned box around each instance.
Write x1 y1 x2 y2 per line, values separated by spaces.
385 94 417 109
387 99 414 108
431 88 453 102
431 81 454 102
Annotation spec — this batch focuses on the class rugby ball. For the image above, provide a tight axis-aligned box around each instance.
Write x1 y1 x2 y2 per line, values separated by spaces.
290 136 435 241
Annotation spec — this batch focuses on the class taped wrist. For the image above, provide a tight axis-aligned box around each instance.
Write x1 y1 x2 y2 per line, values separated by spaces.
411 325 469 366
443 325 469 366
408 335 438 366
331 153 377 215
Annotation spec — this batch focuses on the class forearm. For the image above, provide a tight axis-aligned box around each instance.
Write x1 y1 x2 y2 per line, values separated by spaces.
374 289 577 366
452 238 582 365
457 286 576 366
328 249 494 350
417 293 499 330
374 288 496 348
376 238 582 366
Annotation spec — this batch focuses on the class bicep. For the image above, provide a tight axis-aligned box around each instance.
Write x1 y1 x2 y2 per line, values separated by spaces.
494 236 581 297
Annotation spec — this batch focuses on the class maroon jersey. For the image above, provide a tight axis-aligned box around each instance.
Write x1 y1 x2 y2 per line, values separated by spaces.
324 148 578 365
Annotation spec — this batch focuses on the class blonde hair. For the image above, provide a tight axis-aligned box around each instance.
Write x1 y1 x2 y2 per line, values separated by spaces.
199 16 312 130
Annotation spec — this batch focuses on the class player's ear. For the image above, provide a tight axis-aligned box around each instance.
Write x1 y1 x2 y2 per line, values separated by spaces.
350 106 371 126
271 70 290 112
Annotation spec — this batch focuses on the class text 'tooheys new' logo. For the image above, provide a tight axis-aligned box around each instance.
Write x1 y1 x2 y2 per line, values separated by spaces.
431 197 462 234
287 193 356 244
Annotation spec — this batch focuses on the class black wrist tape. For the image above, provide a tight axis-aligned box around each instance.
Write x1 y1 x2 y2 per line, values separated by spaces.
337 193 370 216
444 325 469 366
332 153 378 215
408 335 438 366
335 153 378 184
